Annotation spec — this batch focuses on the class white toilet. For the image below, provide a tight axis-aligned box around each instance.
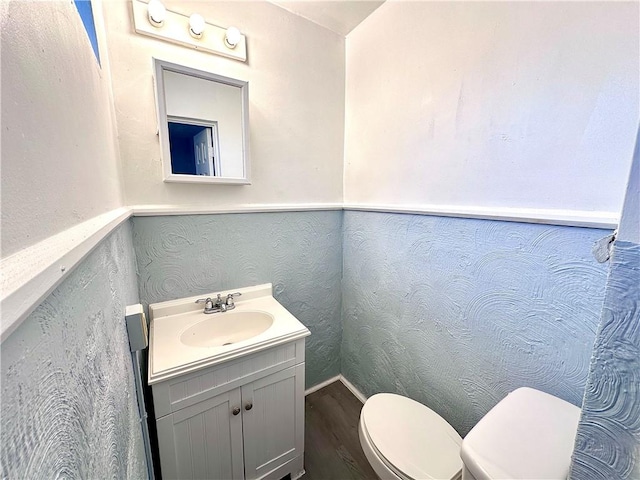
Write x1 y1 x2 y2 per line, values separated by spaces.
359 387 581 480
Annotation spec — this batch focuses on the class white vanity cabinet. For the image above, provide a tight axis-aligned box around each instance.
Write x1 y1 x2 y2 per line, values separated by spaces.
152 338 306 480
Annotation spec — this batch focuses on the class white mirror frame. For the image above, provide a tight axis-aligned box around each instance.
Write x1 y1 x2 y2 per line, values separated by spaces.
153 59 251 185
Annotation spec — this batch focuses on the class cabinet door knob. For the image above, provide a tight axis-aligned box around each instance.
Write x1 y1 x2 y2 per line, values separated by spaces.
244 402 253 411
232 407 241 416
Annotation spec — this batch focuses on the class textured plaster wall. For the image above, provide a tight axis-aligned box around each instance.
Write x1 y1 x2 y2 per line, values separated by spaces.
341 211 610 436
570 135 640 479
0 223 147 478
344 1 639 215
1 0 125 258
131 211 343 387
570 242 640 479
102 0 345 207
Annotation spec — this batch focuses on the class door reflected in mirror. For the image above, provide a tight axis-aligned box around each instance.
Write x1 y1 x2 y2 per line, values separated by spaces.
154 59 250 184
167 119 221 176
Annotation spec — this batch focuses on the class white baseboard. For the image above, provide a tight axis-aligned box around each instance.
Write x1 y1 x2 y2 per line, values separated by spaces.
339 375 368 404
305 375 340 396
304 374 368 405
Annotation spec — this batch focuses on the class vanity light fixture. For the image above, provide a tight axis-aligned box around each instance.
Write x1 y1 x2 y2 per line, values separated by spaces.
189 13 205 38
147 0 166 27
225 27 241 49
132 0 247 61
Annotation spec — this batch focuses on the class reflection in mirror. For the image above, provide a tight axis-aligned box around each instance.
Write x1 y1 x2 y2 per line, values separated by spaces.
153 59 250 184
167 118 220 176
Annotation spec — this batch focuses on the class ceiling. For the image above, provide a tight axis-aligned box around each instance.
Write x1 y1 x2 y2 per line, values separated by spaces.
270 1 385 36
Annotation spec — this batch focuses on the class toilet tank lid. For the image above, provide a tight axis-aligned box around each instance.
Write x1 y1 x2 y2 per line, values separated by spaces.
460 387 581 480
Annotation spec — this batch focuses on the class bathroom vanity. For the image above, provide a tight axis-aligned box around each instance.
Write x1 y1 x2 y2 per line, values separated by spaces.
148 284 310 480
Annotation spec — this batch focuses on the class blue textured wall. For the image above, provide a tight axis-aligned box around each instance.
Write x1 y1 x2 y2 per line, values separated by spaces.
131 211 343 388
0 223 147 478
341 211 610 436
570 242 640 479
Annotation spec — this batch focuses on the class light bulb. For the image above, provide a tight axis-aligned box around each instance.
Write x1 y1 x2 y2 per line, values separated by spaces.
189 13 205 39
225 26 241 49
147 0 166 27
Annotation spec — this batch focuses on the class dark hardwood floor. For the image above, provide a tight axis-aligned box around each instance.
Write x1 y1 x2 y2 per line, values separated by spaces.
303 381 378 480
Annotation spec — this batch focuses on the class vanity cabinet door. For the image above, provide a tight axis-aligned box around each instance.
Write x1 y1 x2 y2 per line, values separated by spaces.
241 364 305 480
156 388 245 480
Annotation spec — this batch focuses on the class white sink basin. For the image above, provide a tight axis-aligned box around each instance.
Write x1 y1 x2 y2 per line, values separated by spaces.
147 284 311 384
180 310 274 348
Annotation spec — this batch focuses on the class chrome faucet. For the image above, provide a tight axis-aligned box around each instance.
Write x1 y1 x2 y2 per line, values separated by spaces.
195 292 242 314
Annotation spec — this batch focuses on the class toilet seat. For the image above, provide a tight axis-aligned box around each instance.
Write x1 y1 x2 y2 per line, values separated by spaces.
360 393 463 480
360 419 411 480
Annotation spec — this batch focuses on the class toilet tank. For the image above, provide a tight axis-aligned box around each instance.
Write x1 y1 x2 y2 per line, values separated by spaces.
460 387 581 480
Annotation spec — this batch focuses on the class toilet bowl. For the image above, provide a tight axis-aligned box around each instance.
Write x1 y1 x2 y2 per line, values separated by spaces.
359 387 581 480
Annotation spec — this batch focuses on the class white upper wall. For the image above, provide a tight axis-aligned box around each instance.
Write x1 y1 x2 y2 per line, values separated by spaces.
103 0 345 208
344 1 639 216
1 0 125 258
618 129 639 243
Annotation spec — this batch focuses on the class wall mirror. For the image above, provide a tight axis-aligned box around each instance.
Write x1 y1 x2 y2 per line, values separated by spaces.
153 59 250 184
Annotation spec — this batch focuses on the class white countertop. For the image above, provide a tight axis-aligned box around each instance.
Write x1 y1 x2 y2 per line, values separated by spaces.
148 283 310 385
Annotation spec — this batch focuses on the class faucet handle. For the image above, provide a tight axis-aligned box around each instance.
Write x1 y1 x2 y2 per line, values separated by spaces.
226 292 242 306
195 297 214 309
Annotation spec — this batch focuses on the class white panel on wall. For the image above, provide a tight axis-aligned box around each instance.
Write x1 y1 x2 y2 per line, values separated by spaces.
103 0 345 208
345 1 639 217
